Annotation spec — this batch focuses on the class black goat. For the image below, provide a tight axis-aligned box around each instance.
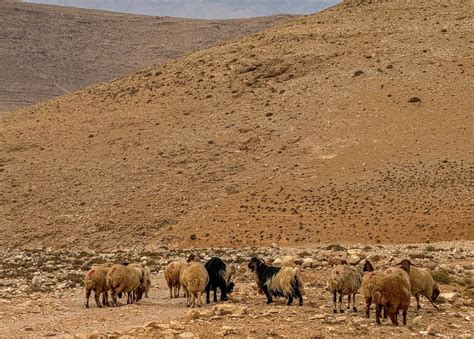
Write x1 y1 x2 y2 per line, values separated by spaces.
248 257 303 306
204 257 234 304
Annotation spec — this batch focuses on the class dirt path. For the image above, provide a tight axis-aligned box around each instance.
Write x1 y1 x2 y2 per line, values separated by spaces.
0 273 188 337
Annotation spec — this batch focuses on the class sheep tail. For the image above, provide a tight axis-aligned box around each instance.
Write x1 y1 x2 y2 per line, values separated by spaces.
295 267 305 295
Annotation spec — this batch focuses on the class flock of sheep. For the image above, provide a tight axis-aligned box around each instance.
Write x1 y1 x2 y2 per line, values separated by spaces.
84 254 440 327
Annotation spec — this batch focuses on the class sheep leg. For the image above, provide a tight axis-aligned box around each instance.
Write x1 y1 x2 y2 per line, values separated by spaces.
205 284 211 304
333 291 337 313
262 286 273 305
102 291 109 307
197 291 202 308
294 289 303 306
287 294 294 306
388 310 398 326
191 292 196 308
352 294 357 312
347 294 351 310
169 286 173 299
94 291 102 308
339 292 344 313
110 289 117 307
383 305 388 318
402 308 407 325
415 293 421 310
213 286 218 302
365 297 371 318
219 282 228 301
85 289 91 308
375 304 382 325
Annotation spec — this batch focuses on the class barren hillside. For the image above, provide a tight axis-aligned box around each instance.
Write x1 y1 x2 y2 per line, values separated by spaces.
1 0 473 251
0 1 291 111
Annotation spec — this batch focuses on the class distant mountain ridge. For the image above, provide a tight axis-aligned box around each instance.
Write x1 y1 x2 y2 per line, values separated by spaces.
0 1 292 111
23 0 340 19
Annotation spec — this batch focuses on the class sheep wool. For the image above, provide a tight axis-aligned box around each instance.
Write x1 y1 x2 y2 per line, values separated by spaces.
372 274 411 326
165 261 186 298
408 265 440 309
106 264 142 306
180 262 209 308
84 266 110 308
329 264 363 313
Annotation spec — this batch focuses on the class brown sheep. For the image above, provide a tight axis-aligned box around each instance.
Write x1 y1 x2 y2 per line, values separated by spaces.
180 262 209 308
84 266 110 308
373 274 411 326
372 260 411 326
399 259 440 310
129 263 151 302
106 264 143 306
165 261 186 298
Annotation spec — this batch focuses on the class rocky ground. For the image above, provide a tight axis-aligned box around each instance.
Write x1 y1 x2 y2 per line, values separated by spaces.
1 242 472 337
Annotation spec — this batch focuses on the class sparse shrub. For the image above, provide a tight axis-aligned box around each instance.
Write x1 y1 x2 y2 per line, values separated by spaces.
425 245 437 252
431 270 450 284
326 244 346 251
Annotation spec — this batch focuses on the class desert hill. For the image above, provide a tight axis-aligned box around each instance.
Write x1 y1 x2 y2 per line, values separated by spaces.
0 1 292 111
1 0 472 250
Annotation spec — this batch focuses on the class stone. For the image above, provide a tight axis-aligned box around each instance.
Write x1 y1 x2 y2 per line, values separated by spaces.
178 332 195 338
302 258 314 268
412 315 423 325
212 304 247 316
441 292 458 302
347 255 361 265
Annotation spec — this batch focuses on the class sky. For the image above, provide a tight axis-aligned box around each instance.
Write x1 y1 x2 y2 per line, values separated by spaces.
23 0 341 19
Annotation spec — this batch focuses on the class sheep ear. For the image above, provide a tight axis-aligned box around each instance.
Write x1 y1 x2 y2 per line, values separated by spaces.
363 260 374 272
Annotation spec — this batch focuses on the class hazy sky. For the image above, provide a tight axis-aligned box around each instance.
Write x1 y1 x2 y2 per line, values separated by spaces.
23 0 341 19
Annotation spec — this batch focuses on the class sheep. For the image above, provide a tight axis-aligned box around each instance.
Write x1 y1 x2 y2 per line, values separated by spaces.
384 260 411 289
399 259 440 310
368 260 411 326
361 260 386 318
106 264 144 306
129 263 151 302
84 266 110 308
248 257 303 306
180 262 209 308
204 257 235 304
328 261 366 313
165 261 186 298
372 274 411 326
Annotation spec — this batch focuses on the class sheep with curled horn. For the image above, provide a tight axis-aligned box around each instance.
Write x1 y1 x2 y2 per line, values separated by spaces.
248 257 303 306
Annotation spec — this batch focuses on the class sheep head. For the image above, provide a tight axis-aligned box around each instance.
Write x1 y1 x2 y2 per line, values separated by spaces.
397 259 411 274
363 260 374 272
248 257 265 272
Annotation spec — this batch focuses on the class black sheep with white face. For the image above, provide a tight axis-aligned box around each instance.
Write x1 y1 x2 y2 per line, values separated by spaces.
204 257 234 304
248 257 304 306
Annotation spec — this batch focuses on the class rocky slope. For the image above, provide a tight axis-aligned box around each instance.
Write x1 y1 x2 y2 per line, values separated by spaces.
1 0 472 250
0 1 291 111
